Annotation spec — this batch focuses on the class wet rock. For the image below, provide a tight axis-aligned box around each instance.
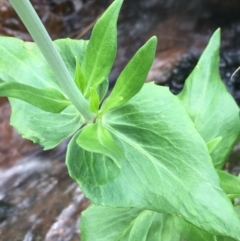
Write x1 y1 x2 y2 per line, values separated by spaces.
0 200 12 223
0 129 89 240
0 0 111 40
0 100 39 168
0 100 89 240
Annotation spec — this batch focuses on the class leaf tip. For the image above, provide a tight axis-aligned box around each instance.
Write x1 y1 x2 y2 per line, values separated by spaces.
215 27 221 36
209 28 221 49
147 36 158 49
150 35 158 42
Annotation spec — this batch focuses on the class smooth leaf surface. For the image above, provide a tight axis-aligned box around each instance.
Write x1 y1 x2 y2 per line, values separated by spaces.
0 37 86 149
81 205 181 241
178 29 240 168
55 38 88 77
70 123 124 185
11 103 83 150
217 170 240 199
175 211 240 241
74 56 86 93
174 217 216 241
0 82 70 113
216 207 240 241
89 89 100 113
97 77 109 102
100 36 157 115
76 123 124 169
67 83 240 239
206 137 222 154
81 205 240 241
81 0 123 96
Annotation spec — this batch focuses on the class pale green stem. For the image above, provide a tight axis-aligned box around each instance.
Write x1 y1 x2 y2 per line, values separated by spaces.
9 0 95 122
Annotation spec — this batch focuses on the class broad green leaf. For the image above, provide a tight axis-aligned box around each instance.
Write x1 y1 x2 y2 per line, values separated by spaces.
11 103 83 150
67 83 240 239
81 205 240 241
81 0 123 96
216 207 240 241
175 213 240 241
206 137 222 154
97 77 109 102
74 56 86 93
81 205 181 241
0 37 87 149
89 89 100 113
174 217 216 241
76 123 124 170
100 36 157 115
178 29 240 168
70 123 124 185
0 82 70 113
55 38 88 77
217 170 240 199
218 237 237 241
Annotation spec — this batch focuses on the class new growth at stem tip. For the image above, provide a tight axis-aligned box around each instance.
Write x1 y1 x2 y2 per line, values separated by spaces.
9 0 95 122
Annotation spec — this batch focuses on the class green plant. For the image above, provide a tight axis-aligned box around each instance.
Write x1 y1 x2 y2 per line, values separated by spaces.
1 0 240 240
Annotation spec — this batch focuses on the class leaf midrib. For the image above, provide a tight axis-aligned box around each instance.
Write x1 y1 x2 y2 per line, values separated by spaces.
116 210 149 241
103 123 187 193
85 4 118 90
191 72 208 128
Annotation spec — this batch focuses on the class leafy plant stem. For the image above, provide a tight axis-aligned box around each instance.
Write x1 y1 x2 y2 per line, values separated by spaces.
9 0 95 122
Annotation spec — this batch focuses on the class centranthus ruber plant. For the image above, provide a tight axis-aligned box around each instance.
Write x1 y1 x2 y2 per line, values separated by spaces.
1 0 240 240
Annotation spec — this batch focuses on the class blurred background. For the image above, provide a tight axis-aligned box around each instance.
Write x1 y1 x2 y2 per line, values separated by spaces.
0 0 240 240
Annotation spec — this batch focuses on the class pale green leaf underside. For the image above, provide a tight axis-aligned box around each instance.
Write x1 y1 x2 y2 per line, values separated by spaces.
97 77 109 102
174 216 217 241
74 56 86 93
10 102 83 150
215 207 240 241
67 83 240 238
178 29 240 168
0 82 70 113
76 124 124 168
0 37 86 149
81 205 181 241
217 170 240 198
68 123 124 185
89 89 100 113
100 36 157 114
81 205 240 241
176 207 240 241
76 123 124 183
206 137 222 154
67 131 117 186
81 0 123 96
